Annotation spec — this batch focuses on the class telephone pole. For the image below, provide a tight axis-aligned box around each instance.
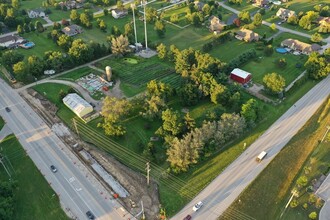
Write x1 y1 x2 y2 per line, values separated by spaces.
146 162 150 186
131 3 138 45
0 154 11 178
142 0 148 50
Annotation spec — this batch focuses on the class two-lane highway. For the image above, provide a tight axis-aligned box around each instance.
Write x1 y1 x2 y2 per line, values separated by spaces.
173 76 330 220
0 78 131 220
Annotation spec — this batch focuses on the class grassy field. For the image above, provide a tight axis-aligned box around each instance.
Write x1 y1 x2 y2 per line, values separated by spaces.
221 94 330 220
55 66 100 81
0 134 69 220
224 1 259 13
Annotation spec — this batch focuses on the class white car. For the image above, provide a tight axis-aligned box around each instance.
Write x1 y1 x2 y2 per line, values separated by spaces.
193 201 203 211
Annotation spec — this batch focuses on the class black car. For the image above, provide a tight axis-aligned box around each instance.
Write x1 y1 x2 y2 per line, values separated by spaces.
50 165 57 173
86 211 95 220
5 107 10 112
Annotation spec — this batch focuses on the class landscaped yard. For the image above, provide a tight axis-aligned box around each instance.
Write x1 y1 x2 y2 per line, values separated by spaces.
17 31 62 59
0 134 69 220
221 92 330 220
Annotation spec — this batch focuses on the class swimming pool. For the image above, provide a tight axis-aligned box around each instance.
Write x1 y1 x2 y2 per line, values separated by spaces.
276 48 288 54
23 42 35 48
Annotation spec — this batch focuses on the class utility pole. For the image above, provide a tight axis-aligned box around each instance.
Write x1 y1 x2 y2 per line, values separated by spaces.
142 0 148 50
0 154 11 178
321 125 330 143
141 201 145 220
146 162 150 186
131 3 138 45
72 119 80 138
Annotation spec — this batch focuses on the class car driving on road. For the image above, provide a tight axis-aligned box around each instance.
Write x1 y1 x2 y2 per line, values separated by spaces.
5 107 10 112
193 201 203 211
183 214 192 220
50 165 57 173
86 211 95 220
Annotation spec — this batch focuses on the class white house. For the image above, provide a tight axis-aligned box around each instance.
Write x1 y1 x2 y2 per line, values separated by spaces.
0 35 25 48
276 8 295 19
27 9 46 18
63 93 93 118
111 9 128 19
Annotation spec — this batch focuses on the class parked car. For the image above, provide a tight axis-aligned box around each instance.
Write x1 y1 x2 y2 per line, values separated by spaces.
277 21 282 25
183 215 192 220
193 201 203 211
86 211 95 220
50 165 57 173
5 107 10 112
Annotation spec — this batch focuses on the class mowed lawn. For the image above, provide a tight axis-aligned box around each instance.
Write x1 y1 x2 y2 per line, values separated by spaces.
242 52 307 84
0 134 69 220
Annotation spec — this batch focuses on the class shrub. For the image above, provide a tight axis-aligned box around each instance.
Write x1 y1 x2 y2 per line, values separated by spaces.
297 175 308 187
290 199 299 208
309 212 317 220
303 203 308 209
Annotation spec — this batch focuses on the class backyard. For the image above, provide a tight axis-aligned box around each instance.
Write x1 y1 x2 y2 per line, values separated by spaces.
0 134 69 220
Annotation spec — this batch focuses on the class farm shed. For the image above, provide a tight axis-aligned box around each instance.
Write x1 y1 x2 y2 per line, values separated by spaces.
230 68 252 84
63 93 93 118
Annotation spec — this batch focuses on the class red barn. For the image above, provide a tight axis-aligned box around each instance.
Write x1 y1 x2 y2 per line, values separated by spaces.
230 68 252 84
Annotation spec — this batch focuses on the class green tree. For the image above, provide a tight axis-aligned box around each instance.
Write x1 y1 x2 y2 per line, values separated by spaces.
145 7 158 23
98 97 132 136
183 112 196 132
170 14 179 23
287 15 298 25
309 212 317 220
98 19 107 32
305 52 330 79
80 12 92 28
17 24 23 34
156 43 167 60
253 12 262 26
157 109 183 137
44 51 65 71
146 80 172 99
111 35 130 56
13 61 28 81
154 19 166 38
57 34 72 50
70 10 80 24
27 55 44 77
310 32 323 43
23 23 30 33
29 22 35 31
142 95 167 120
263 72 286 94
1 50 24 66
241 98 258 125
12 0 19 9
35 21 44 32
264 45 274 56
270 23 276 31
68 39 93 64
238 11 251 23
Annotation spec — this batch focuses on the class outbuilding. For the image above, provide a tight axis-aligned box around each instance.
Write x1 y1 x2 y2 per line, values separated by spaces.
63 93 93 118
230 68 252 84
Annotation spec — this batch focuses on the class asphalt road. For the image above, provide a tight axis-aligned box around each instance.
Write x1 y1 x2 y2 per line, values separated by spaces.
0 78 131 220
172 75 330 220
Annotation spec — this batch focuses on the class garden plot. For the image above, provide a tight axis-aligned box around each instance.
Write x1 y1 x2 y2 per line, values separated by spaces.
76 73 112 94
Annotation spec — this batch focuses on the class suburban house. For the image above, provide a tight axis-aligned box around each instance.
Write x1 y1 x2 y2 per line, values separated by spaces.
209 16 226 34
27 8 45 18
0 35 25 48
281 39 322 55
254 0 269 7
58 0 83 10
111 9 128 19
230 68 252 84
276 8 295 19
63 93 93 118
62 24 83 36
194 1 205 11
235 28 260 42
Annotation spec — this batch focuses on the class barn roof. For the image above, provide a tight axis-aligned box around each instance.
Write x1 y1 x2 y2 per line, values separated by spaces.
231 68 251 79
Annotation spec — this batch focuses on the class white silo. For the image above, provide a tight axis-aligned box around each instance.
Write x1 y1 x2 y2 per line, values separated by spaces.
105 66 112 81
